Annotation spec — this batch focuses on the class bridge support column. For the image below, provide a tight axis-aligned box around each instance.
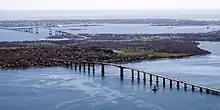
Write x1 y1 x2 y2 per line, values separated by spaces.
170 80 173 88
177 81 180 89
206 89 210 94
143 73 146 83
55 31 59 36
64 61 69 67
83 63 86 72
184 83 187 90
70 62 73 69
120 67 124 79
36 27 39 34
149 74 153 83
156 76 159 84
79 63 82 71
101 64 105 76
88 63 90 72
163 78 166 87
192 85 195 92
74 63 77 70
49 28 53 35
199 88 203 93
137 71 140 81
92 63 95 74
30 28 33 33
131 69 134 80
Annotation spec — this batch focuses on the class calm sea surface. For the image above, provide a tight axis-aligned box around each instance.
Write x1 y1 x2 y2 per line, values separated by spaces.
0 42 220 110
1 24 220 41
0 25 220 110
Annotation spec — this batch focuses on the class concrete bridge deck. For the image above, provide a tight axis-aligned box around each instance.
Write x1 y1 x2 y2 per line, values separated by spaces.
1 27 87 40
51 59 220 96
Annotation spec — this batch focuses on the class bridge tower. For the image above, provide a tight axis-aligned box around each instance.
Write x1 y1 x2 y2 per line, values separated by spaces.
36 27 39 34
55 30 59 36
49 28 53 36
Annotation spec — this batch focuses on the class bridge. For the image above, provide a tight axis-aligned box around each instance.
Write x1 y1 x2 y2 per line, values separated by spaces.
0 27 87 40
0 27 39 33
50 59 220 96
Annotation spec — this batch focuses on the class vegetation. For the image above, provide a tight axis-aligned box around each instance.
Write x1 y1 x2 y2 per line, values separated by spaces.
116 48 188 57
0 40 210 69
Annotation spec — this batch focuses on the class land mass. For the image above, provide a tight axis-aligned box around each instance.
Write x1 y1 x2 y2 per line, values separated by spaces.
0 40 210 69
1 19 220 27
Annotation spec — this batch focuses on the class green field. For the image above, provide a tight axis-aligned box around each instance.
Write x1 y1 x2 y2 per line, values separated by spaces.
115 49 188 57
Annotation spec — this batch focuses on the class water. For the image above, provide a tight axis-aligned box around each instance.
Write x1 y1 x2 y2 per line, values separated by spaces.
1 24 220 41
0 42 220 110
124 42 220 89
0 28 49 41
60 24 220 34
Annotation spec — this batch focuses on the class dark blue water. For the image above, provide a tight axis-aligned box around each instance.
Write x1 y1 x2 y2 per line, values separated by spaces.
0 42 220 110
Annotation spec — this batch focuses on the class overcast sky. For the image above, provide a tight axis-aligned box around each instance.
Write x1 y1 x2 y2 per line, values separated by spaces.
0 0 220 20
0 0 220 10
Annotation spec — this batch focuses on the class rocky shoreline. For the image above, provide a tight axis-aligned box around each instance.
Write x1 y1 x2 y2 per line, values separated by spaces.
0 40 210 69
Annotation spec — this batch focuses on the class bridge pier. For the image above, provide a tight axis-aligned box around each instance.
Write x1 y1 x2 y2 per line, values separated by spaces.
70 62 73 69
163 78 166 86
206 89 210 94
149 74 153 83
120 67 124 79
131 69 134 79
156 76 159 84
83 62 86 72
49 28 53 35
79 63 82 71
36 27 39 34
55 31 59 36
29 28 34 33
74 63 77 70
184 83 187 90
92 63 95 74
177 81 180 89
170 80 173 88
64 61 69 67
137 71 140 81
199 88 203 93
88 63 90 72
101 64 105 76
143 73 146 83
192 85 195 92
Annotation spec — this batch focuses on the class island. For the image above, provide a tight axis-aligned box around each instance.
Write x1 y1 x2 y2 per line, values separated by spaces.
0 39 210 69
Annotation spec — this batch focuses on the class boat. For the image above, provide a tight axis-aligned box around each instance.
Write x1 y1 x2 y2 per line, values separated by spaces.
152 86 159 92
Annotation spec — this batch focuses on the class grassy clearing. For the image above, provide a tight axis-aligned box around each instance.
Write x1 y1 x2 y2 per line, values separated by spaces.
115 48 187 57
18 42 57 46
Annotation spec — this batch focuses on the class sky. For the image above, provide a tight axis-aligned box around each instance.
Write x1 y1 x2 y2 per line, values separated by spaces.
0 0 220 10
0 0 220 20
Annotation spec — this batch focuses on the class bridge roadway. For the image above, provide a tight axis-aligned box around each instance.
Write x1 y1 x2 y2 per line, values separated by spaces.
0 26 88 40
44 27 88 40
51 58 220 96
